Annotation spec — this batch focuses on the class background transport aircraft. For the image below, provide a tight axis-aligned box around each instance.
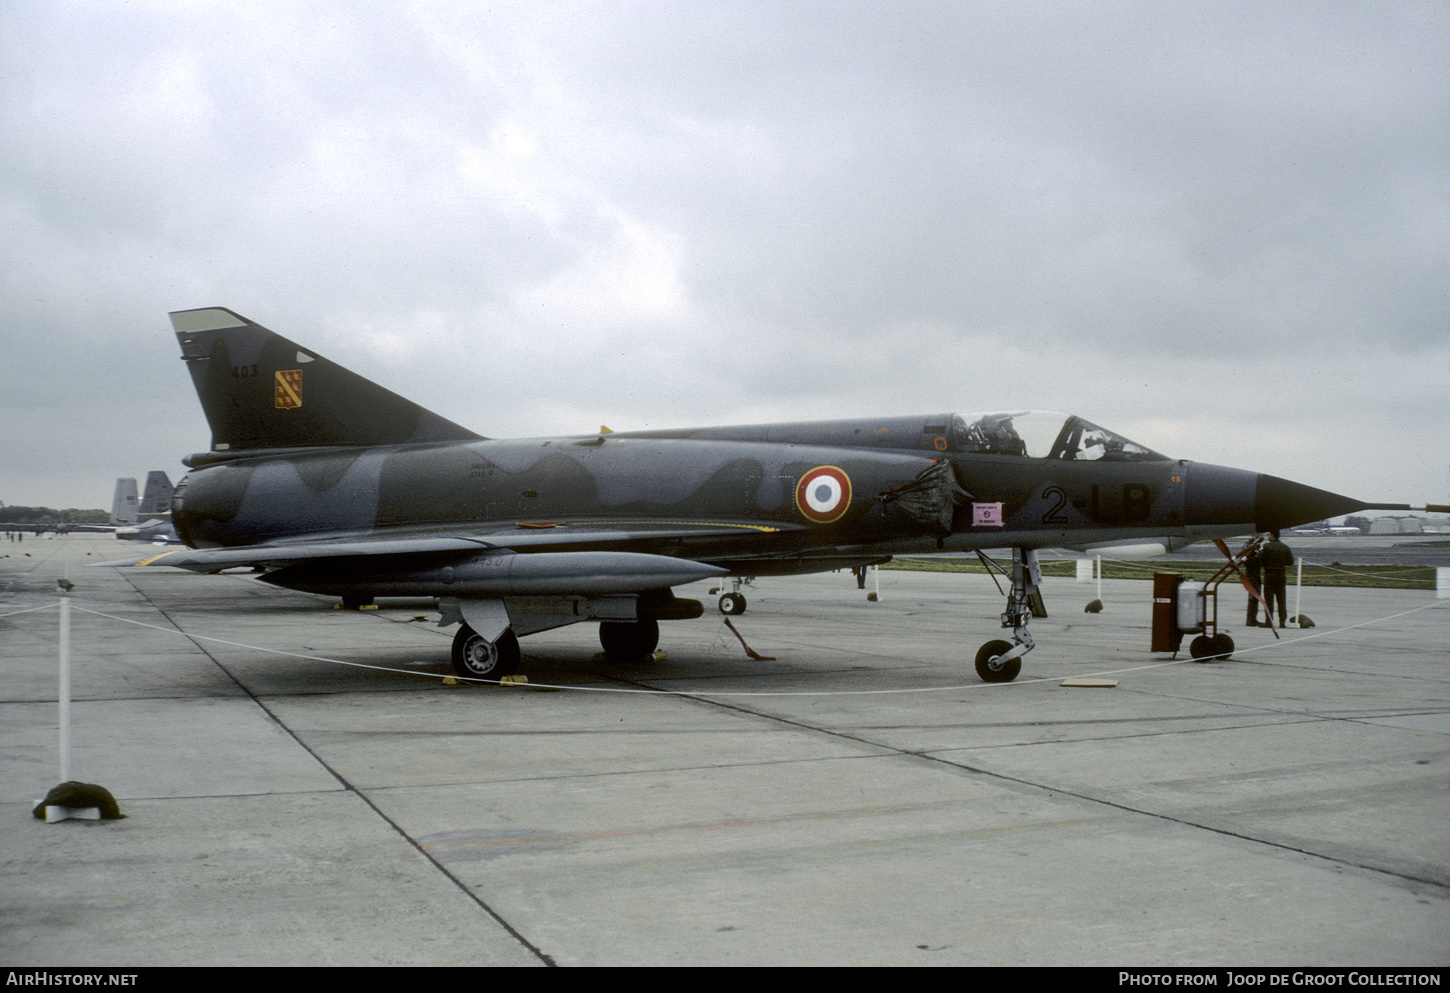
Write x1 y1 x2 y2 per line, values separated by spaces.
33 472 179 539
103 472 180 543
110 476 140 525
104 307 1428 683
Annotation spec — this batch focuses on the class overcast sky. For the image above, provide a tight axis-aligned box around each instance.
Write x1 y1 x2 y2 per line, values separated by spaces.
2 0 1445 514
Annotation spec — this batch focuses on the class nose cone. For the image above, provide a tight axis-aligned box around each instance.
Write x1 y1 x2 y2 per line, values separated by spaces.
1185 464 1369 533
1182 463 1259 529
1254 473 1368 532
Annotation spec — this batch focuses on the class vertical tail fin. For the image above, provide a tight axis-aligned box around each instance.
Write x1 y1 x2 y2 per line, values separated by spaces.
110 478 139 525
138 471 175 517
170 308 484 454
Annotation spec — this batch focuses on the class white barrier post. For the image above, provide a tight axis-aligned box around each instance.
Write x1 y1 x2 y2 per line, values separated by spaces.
1294 557 1303 625
58 596 71 782
44 596 119 823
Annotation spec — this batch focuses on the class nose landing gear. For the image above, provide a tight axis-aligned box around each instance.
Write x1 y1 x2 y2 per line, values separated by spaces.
973 548 1045 683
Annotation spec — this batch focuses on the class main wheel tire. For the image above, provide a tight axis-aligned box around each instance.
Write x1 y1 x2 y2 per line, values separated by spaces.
451 624 521 681
599 619 660 659
975 639 1021 683
718 593 746 615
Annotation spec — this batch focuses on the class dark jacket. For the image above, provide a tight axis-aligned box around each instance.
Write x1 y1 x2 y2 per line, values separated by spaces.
1260 540 1293 578
1244 545 1262 580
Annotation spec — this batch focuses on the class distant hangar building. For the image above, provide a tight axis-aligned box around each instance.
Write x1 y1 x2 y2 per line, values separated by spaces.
1368 517 1424 535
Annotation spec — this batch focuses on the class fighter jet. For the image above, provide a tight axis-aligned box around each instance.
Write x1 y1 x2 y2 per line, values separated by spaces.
105 307 1432 683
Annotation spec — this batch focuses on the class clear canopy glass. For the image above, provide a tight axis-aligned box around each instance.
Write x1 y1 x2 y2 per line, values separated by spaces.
948 411 1167 461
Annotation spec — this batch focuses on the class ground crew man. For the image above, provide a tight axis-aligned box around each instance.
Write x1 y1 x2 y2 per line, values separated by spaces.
1259 531 1295 629
1244 537 1264 626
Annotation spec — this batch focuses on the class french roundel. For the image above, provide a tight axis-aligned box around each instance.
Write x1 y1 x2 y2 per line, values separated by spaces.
796 466 852 523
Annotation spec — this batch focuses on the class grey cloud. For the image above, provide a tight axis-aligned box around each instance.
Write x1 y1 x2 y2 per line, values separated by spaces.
0 1 1444 508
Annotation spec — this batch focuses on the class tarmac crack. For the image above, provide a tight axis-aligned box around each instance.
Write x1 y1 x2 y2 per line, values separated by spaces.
607 671 1450 899
114 571 559 967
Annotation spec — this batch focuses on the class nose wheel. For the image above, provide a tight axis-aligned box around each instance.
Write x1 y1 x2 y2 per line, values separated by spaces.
975 639 1023 682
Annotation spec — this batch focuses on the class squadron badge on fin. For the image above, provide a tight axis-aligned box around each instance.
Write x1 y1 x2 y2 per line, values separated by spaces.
274 369 302 409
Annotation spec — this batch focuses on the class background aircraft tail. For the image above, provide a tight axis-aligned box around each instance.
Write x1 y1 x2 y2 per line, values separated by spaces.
170 307 483 454
139 471 175 517
110 478 139 525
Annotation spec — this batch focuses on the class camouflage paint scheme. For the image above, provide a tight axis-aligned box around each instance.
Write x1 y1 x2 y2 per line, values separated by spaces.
111 307 1374 682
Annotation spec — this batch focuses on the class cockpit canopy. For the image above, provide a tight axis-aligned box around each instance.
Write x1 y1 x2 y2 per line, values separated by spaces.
949 411 1167 461
626 409 1169 461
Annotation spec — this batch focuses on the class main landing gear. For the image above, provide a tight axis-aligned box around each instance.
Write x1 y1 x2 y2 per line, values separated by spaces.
973 548 1045 683
449 617 664 679
598 618 660 659
441 590 703 682
451 624 521 680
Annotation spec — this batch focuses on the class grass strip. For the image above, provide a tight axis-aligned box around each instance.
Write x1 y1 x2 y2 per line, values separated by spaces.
882 556 1436 590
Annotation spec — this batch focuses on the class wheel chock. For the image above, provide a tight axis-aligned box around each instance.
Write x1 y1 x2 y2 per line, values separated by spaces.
1060 678 1119 688
499 674 529 687
33 782 125 822
442 676 460 686
44 806 101 823
649 650 668 662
